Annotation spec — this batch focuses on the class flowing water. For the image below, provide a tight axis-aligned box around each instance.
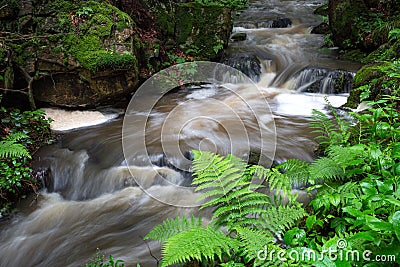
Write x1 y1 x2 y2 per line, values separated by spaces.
0 1 361 266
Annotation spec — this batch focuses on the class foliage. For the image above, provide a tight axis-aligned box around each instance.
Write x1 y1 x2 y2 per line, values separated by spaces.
0 132 30 159
0 102 53 215
145 150 307 266
194 0 248 10
161 227 241 267
85 249 125 267
145 88 400 266
144 215 203 243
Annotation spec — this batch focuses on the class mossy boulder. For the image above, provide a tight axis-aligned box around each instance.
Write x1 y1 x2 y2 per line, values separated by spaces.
345 61 400 108
1 0 140 107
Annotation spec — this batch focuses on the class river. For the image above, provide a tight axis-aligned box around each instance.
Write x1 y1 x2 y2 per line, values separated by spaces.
0 1 361 266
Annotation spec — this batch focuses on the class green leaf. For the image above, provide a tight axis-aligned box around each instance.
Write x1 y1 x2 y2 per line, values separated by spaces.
306 215 317 231
161 227 240 267
284 227 306 246
342 206 364 217
391 211 400 241
361 182 378 195
329 193 341 207
392 143 400 159
365 216 393 232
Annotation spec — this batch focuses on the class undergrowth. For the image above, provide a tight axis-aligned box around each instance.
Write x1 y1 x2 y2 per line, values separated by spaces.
145 92 400 266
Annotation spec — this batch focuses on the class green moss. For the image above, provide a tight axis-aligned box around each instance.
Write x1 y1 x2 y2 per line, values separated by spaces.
79 51 136 73
27 0 139 73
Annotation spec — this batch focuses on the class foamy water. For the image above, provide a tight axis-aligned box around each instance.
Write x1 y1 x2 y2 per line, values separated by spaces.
42 108 119 131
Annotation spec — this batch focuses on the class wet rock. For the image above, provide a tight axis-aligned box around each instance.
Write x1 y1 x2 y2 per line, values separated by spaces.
345 62 400 108
294 67 354 94
311 22 329 34
234 17 292 29
223 53 262 82
231 32 247 42
0 0 140 107
270 17 292 28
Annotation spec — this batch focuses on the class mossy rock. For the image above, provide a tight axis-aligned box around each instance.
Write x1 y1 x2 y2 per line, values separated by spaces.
345 61 400 108
3 0 141 107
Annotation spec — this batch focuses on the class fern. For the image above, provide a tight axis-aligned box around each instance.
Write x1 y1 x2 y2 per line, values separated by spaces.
310 106 351 149
310 109 338 147
192 150 270 229
261 206 307 234
160 227 241 267
309 157 345 183
235 227 274 266
144 215 203 243
0 132 30 159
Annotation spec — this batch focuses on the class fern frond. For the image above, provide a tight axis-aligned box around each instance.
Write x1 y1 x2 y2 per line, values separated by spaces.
235 227 274 266
309 157 345 183
0 132 30 159
160 227 241 267
261 206 307 234
192 150 270 229
265 169 292 193
310 109 337 146
0 141 30 159
327 145 367 172
276 159 310 188
144 215 203 243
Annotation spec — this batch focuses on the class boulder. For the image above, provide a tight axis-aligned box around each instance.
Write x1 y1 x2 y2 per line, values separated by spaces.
231 32 247 42
294 67 354 94
0 0 140 107
223 53 262 82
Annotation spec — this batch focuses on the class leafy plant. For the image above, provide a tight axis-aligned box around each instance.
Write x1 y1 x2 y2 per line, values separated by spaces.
144 90 400 266
0 101 53 214
85 249 125 267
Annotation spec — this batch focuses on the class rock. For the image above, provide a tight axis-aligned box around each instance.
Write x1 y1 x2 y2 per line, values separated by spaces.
311 22 330 34
294 67 354 94
270 17 292 28
345 62 400 108
1 0 140 107
0 0 235 107
223 53 262 82
328 0 369 50
231 32 247 42
234 18 292 29
328 0 400 51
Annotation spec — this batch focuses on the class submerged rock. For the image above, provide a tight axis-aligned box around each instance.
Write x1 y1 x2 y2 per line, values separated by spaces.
234 17 292 29
223 53 262 82
294 67 354 94
231 32 247 42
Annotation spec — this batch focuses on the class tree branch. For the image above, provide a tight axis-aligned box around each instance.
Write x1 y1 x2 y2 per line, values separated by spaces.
0 87 29 95
17 66 36 110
